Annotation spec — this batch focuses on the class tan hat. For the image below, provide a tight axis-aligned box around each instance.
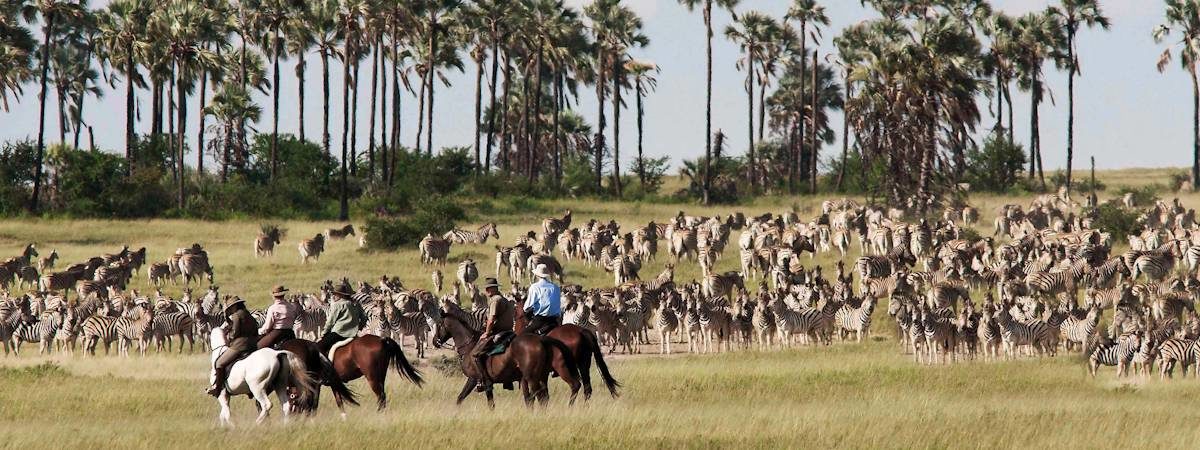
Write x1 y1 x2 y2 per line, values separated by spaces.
271 285 289 297
222 296 246 313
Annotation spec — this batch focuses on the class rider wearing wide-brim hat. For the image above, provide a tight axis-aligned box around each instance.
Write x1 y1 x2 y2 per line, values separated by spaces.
207 296 258 396
316 281 367 355
523 264 562 336
256 285 300 350
469 277 515 392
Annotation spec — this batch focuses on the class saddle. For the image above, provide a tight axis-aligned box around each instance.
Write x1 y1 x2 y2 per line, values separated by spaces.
327 337 355 360
485 331 517 356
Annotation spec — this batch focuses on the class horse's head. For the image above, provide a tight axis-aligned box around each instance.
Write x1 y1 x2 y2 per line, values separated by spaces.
433 312 453 349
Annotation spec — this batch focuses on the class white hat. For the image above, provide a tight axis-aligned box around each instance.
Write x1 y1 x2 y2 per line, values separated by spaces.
532 263 553 279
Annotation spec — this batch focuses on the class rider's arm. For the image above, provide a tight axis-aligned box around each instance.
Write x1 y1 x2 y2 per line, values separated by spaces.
483 297 498 335
257 306 275 335
524 285 538 313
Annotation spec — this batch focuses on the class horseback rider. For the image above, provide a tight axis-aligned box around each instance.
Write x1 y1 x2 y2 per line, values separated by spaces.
524 264 562 335
317 281 366 355
470 277 515 392
256 285 300 349
206 296 258 397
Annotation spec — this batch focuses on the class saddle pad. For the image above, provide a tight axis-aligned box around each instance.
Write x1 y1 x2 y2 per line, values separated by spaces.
487 332 517 356
327 337 355 360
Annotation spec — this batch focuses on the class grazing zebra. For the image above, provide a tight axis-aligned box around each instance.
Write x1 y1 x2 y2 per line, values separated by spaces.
418 234 451 266
835 296 876 343
255 226 283 257
324 224 356 241
703 271 745 299
443 223 500 245
147 262 173 287
115 303 156 357
152 311 195 353
178 252 213 285
299 234 326 264
1088 332 1143 377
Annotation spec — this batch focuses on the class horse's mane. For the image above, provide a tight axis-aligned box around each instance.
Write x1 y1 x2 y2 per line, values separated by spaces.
441 310 480 337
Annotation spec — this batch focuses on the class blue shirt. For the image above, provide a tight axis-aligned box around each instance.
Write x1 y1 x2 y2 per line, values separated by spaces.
524 279 562 317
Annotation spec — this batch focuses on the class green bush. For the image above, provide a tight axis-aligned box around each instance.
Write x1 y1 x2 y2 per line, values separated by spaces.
362 196 465 251
1090 200 1140 243
965 133 1025 192
51 145 172 218
0 139 36 214
1113 185 1160 207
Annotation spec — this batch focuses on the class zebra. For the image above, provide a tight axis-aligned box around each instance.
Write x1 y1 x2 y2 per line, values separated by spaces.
324 224 357 241
654 292 681 354
178 252 212 285
147 262 174 287
1088 332 1143 377
835 296 876 342
299 233 326 264
115 303 156 357
255 226 283 257
507 244 533 282
854 248 916 290
995 304 1059 358
10 309 64 355
430 270 443 293
1060 304 1101 352
443 223 500 245
38 250 58 272
1130 243 1179 282
703 271 745 299
80 314 119 356
543 210 573 236
418 234 451 266
921 305 958 364
390 311 431 359
152 311 195 353
752 296 776 350
1155 337 1198 379
294 295 328 341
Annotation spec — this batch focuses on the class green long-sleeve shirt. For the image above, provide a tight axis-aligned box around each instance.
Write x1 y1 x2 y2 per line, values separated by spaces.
323 299 366 338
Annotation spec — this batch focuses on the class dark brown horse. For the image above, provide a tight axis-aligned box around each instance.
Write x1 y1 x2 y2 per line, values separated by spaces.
276 339 360 416
515 308 620 400
435 313 581 408
328 335 424 410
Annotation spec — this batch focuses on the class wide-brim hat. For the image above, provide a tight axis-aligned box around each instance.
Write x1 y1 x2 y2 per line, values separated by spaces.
483 277 500 290
222 296 246 312
331 283 356 298
271 285 289 297
532 264 552 279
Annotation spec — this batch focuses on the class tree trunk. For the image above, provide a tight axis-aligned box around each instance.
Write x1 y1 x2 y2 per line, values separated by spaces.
31 12 55 212
378 39 388 183
351 58 360 175
1192 64 1199 187
702 0 713 205
636 77 646 186
298 52 307 143
271 31 281 181
554 72 563 185
485 27 500 173
530 43 544 183
415 69 426 154
368 43 378 180
473 49 484 173
500 53 513 175
1065 30 1076 195
809 50 819 194
197 60 207 176
837 70 849 191
125 50 136 174
151 79 162 135
340 41 352 221
1031 75 1045 188
177 66 187 210
322 52 331 184
612 56 622 197
746 51 756 191
425 9 437 157
595 49 606 192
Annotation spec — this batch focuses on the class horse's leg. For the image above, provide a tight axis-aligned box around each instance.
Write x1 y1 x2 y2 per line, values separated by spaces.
455 378 475 405
254 386 273 425
276 388 291 424
366 363 388 411
485 387 495 410
520 379 533 408
217 391 234 428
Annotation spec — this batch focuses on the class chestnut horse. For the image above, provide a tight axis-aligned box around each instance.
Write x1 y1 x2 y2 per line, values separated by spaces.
327 335 424 410
435 313 581 408
515 308 620 400
276 339 360 416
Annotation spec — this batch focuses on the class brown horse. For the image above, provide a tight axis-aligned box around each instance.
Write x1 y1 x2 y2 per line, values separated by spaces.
328 335 424 410
435 313 581 408
515 307 620 400
276 339 360 416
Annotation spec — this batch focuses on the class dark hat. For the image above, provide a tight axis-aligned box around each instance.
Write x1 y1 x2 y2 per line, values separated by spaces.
331 281 355 298
271 285 289 297
222 296 246 313
483 277 500 290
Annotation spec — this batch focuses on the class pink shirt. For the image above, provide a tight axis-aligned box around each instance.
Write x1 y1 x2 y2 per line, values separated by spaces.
258 299 300 334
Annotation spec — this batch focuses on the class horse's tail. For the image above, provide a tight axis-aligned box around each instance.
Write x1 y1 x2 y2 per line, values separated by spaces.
583 328 621 398
545 337 582 386
382 337 424 387
320 353 360 407
279 351 318 406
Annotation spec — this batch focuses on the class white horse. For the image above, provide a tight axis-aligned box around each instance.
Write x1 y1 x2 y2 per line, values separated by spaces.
209 325 317 427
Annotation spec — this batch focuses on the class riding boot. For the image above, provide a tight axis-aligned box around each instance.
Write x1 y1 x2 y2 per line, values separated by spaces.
474 354 493 393
206 367 226 397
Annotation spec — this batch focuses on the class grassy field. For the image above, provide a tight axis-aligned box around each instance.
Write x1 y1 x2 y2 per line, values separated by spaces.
2 168 1200 449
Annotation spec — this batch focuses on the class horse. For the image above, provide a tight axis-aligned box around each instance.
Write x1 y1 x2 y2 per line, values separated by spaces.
327 334 424 410
276 338 360 418
515 307 621 400
208 326 318 427
434 312 582 408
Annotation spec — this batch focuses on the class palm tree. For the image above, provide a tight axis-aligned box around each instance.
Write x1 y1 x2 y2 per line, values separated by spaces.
0 12 35 112
1155 0 1200 187
585 0 646 197
678 0 739 204
785 0 828 191
1013 10 1065 188
97 0 148 164
285 2 315 144
249 0 299 181
337 0 367 221
205 84 261 182
1048 0 1109 195
725 10 775 191
28 0 85 212
625 59 658 186
309 0 340 166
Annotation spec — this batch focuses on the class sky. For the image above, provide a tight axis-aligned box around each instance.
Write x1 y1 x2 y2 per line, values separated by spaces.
0 0 1191 173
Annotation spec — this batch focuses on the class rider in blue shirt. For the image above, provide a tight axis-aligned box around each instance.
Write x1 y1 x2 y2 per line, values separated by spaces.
524 264 561 334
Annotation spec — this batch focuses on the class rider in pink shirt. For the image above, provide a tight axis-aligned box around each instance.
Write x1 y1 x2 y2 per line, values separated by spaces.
256 285 300 349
